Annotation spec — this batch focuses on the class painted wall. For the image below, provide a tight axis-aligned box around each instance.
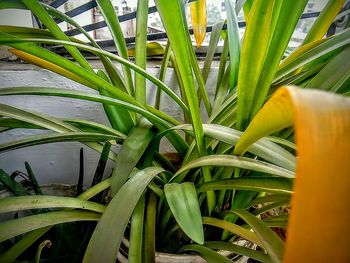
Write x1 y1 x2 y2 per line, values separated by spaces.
0 9 32 27
0 64 218 187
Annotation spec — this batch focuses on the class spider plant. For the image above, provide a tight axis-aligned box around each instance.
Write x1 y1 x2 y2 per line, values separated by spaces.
0 0 349 262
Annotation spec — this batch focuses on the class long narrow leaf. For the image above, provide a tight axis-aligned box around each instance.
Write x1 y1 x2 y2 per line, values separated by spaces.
204 241 271 263
134 0 149 106
230 210 285 263
96 0 134 95
22 0 92 71
0 211 100 243
0 132 118 153
225 0 240 89
180 244 231 263
0 196 105 214
155 0 214 213
302 0 345 45
236 0 274 130
197 178 293 195
0 35 189 112
83 167 164 263
250 0 308 119
190 0 207 48
173 155 294 181
110 119 155 195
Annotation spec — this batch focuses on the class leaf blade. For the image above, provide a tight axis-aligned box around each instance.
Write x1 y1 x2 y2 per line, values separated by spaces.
164 182 204 244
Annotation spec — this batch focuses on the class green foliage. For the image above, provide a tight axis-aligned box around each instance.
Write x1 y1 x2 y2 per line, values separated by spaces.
0 0 348 262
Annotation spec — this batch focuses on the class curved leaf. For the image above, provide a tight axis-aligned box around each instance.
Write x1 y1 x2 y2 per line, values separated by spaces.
164 182 204 244
274 29 350 81
234 86 350 262
202 217 263 247
230 210 285 263
180 244 231 263
302 0 345 45
225 0 240 88
111 119 155 195
236 0 275 130
0 132 118 153
0 211 100 242
175 124 296 170
0 34 189 113
197 178 293 195
204 241 271 263
155 0 214 213
83 167 165 263
0 196 105 214
95 0 134 95
173 155 294 181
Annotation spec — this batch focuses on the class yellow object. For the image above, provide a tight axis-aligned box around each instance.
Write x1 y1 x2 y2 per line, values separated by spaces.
235 86 350 262
190 0 207 48
127 42 165 57
10 48 93 88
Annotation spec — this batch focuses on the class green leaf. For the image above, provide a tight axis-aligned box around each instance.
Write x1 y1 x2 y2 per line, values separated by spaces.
110 119 155 195
204 241 271 263
202 217 263 247
302 0 345 45
0 211 100 243
0 117 125 138
0 87 171 128
197 178 293 195
39 3 128 92
155 0 214 213
247 194 291 208
134 0 149 106
215 32 229 95
236 0 275 130
164 182 204 244
22 0 92 71
95 0 134 95
0 87 188 155
128 195 146 263
91 142 111 189
173 155 294 181
252 200 290 216
202 20 224 84
0 195 105 214
155 41 171 109
0 178 112 262
229 210 285 263
0 169 29 196
275 29 350 81
0 227 50 263
0 34 189 113
250 0 308 119
25 162 42 195
83 167 164 263
0 132 118 153
261 215 288 228
180 244 232 263
97 69 134 134
225 0 240 88
0 0 26 10
144 192 157 263
306 45 350 93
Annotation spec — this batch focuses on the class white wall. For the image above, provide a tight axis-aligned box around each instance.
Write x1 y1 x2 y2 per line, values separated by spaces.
0 9 32 27
0 64 218 187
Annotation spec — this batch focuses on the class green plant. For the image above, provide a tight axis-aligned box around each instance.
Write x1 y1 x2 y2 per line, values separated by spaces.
0 0 349 262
